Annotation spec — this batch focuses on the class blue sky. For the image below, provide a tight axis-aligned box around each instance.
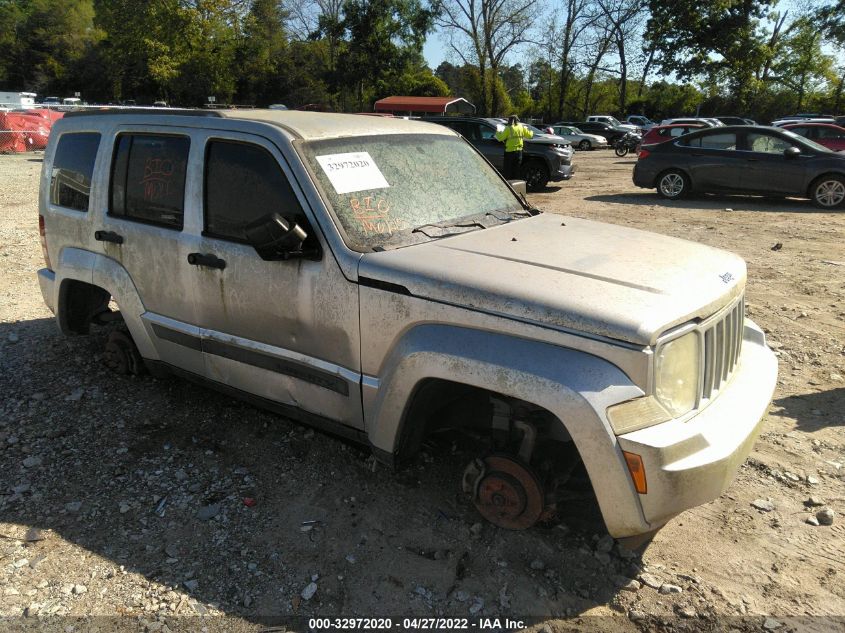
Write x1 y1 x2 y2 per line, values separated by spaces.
423 33 449 70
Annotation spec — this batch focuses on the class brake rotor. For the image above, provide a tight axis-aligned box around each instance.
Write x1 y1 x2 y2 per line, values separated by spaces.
467 455 545 530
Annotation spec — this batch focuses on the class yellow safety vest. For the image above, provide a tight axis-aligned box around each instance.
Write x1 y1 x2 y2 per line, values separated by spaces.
495 123 534 152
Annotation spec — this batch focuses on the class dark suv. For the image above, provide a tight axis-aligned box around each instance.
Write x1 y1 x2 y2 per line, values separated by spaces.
424 116 574 190
557 121 629 144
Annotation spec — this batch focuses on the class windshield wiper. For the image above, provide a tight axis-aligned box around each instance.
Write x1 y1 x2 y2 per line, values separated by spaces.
412 220 487 238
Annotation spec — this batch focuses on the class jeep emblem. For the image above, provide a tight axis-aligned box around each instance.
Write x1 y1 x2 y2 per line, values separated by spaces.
719 272 734 284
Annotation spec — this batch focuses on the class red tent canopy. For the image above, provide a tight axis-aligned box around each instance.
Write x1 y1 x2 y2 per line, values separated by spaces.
373 96 475 115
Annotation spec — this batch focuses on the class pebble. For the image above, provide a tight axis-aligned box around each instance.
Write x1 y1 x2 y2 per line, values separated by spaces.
65 501 82 513
66 388 84 401
13 483 31 494
751 498 775 512
25 528 46 542
628 609 646 622
614 576 641 593
763 618 783 630
196 504 221 521
345 554 356 564
806 515 820 526
301 582 318 601
639 573 662 589
817 508 835 526
469 598 484 614
831 373 843 381
13 559 29 568
676 605 697 618
529 559 545 571
807 475 819 485
119 503 130 514
469 522 483 536
183 579 199 592
595 534 614 553
659 583 683 594
805 496 825 507
22 456 42 468
72 584 87 595
8 331 19 343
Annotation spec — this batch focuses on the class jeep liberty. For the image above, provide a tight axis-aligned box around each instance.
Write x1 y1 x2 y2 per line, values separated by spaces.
37 109 777 537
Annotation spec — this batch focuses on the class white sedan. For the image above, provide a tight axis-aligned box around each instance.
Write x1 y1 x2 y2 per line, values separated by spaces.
549 125 609 150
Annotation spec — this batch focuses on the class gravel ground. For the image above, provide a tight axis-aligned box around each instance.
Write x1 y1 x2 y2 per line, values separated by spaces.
1 149 844 632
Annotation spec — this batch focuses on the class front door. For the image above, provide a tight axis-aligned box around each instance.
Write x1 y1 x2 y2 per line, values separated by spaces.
739 131 807 195
188 131 363 429
94 127 204 374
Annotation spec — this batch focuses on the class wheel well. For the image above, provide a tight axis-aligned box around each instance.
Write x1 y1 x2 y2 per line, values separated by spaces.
395 378 572 461
807 172 845 197
654 167 691 190
58 279 113 335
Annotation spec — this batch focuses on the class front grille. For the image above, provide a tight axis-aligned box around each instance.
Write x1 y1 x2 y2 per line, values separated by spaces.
701 296 745 401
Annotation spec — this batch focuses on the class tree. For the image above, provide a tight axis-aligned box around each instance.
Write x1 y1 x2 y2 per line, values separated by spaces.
236 0 289 104
336 0 437 110
645 0 776 110
771 16 836 111
437 0 540 115
596 0 647 115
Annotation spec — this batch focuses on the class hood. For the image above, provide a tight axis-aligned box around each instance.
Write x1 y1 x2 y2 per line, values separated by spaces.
358 214 746 346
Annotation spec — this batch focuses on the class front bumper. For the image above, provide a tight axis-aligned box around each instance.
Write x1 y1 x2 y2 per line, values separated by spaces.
37 268 57 315
616 319 777 528
551 163 576 181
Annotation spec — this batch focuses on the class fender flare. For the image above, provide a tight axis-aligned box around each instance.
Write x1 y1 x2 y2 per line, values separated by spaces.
55 247 158 360
366 324 651 536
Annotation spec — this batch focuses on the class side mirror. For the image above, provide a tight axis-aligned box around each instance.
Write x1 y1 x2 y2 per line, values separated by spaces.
508 179 527 194
243 213 319 261
784 146 801 159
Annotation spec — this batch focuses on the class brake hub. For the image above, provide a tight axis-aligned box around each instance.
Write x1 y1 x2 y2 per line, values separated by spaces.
463 455 545 530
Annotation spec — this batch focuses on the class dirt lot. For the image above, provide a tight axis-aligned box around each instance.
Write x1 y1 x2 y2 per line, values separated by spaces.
1 149 844 632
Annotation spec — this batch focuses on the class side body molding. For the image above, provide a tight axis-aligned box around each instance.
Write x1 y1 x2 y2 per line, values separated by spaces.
365 324 651 536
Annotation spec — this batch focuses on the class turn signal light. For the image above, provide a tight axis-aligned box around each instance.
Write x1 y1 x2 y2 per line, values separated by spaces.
637 148 651 160
622 451 648 494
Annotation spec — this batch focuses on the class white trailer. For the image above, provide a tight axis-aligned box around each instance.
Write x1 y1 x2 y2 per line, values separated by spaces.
0 91 37 107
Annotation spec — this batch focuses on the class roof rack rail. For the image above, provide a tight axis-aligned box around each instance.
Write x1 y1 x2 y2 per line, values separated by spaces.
63 107 223 118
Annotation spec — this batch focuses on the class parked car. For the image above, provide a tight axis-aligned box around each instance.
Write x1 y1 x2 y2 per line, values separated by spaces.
633 125 845 208
626 115 656 131
38 108 777 538
781 123 845 152
42 96 60 105
714 116 755 126
557 121 631 144
587 114 640 133
427 115 574 190
549 125 608 150
659 117 720 127
641 123 705 146
772 117 835 127
518 122 574 153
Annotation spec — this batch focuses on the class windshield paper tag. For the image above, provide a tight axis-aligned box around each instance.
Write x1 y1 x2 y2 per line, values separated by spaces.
316 152 389 194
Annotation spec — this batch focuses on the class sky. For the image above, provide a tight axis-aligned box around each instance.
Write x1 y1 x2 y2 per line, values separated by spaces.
423 32 449 70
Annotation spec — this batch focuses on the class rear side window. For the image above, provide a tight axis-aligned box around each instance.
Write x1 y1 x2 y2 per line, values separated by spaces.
204 140 304 242
50 132 101 211
699 133 737 150
110 134 189 229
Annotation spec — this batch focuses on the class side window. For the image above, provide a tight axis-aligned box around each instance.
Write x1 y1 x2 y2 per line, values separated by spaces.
817 127 845 139
748 133 792 154
204 140 304 242
669 128 686 137
110 134 189 229
479 124 497 140
679 135 702 147
700 133 737 150
789 127 809 137
50 132 101 212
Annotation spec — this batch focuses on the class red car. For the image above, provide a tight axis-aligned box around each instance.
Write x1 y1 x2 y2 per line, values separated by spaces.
640 123 704 146
782 123 845 151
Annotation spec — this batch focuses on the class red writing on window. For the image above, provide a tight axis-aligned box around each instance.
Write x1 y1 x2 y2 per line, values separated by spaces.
141 157 175 201
349 196 406 235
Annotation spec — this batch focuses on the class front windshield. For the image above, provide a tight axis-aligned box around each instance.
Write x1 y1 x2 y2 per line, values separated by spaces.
781 129 832 153
607 117 622 126
298 133 525 252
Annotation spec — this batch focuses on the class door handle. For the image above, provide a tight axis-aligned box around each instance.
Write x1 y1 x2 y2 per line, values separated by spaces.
745 158 759 162
94 230 124 244
187 252 226 270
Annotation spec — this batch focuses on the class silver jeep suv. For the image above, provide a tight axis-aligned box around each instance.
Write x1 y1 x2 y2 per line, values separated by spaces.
37 109 777 538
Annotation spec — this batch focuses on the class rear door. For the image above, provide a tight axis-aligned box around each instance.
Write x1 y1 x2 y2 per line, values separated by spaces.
94 127 204 374
739 131 807 195
680 131 742 191
814 125 845 151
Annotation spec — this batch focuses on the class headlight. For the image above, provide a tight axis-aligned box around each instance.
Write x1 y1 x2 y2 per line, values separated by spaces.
654 331 700 417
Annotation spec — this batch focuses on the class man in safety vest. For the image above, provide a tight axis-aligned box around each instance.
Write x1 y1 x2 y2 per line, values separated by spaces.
494 115 533 179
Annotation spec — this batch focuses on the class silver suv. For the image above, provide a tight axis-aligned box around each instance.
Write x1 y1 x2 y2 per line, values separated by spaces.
37 109 777 538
